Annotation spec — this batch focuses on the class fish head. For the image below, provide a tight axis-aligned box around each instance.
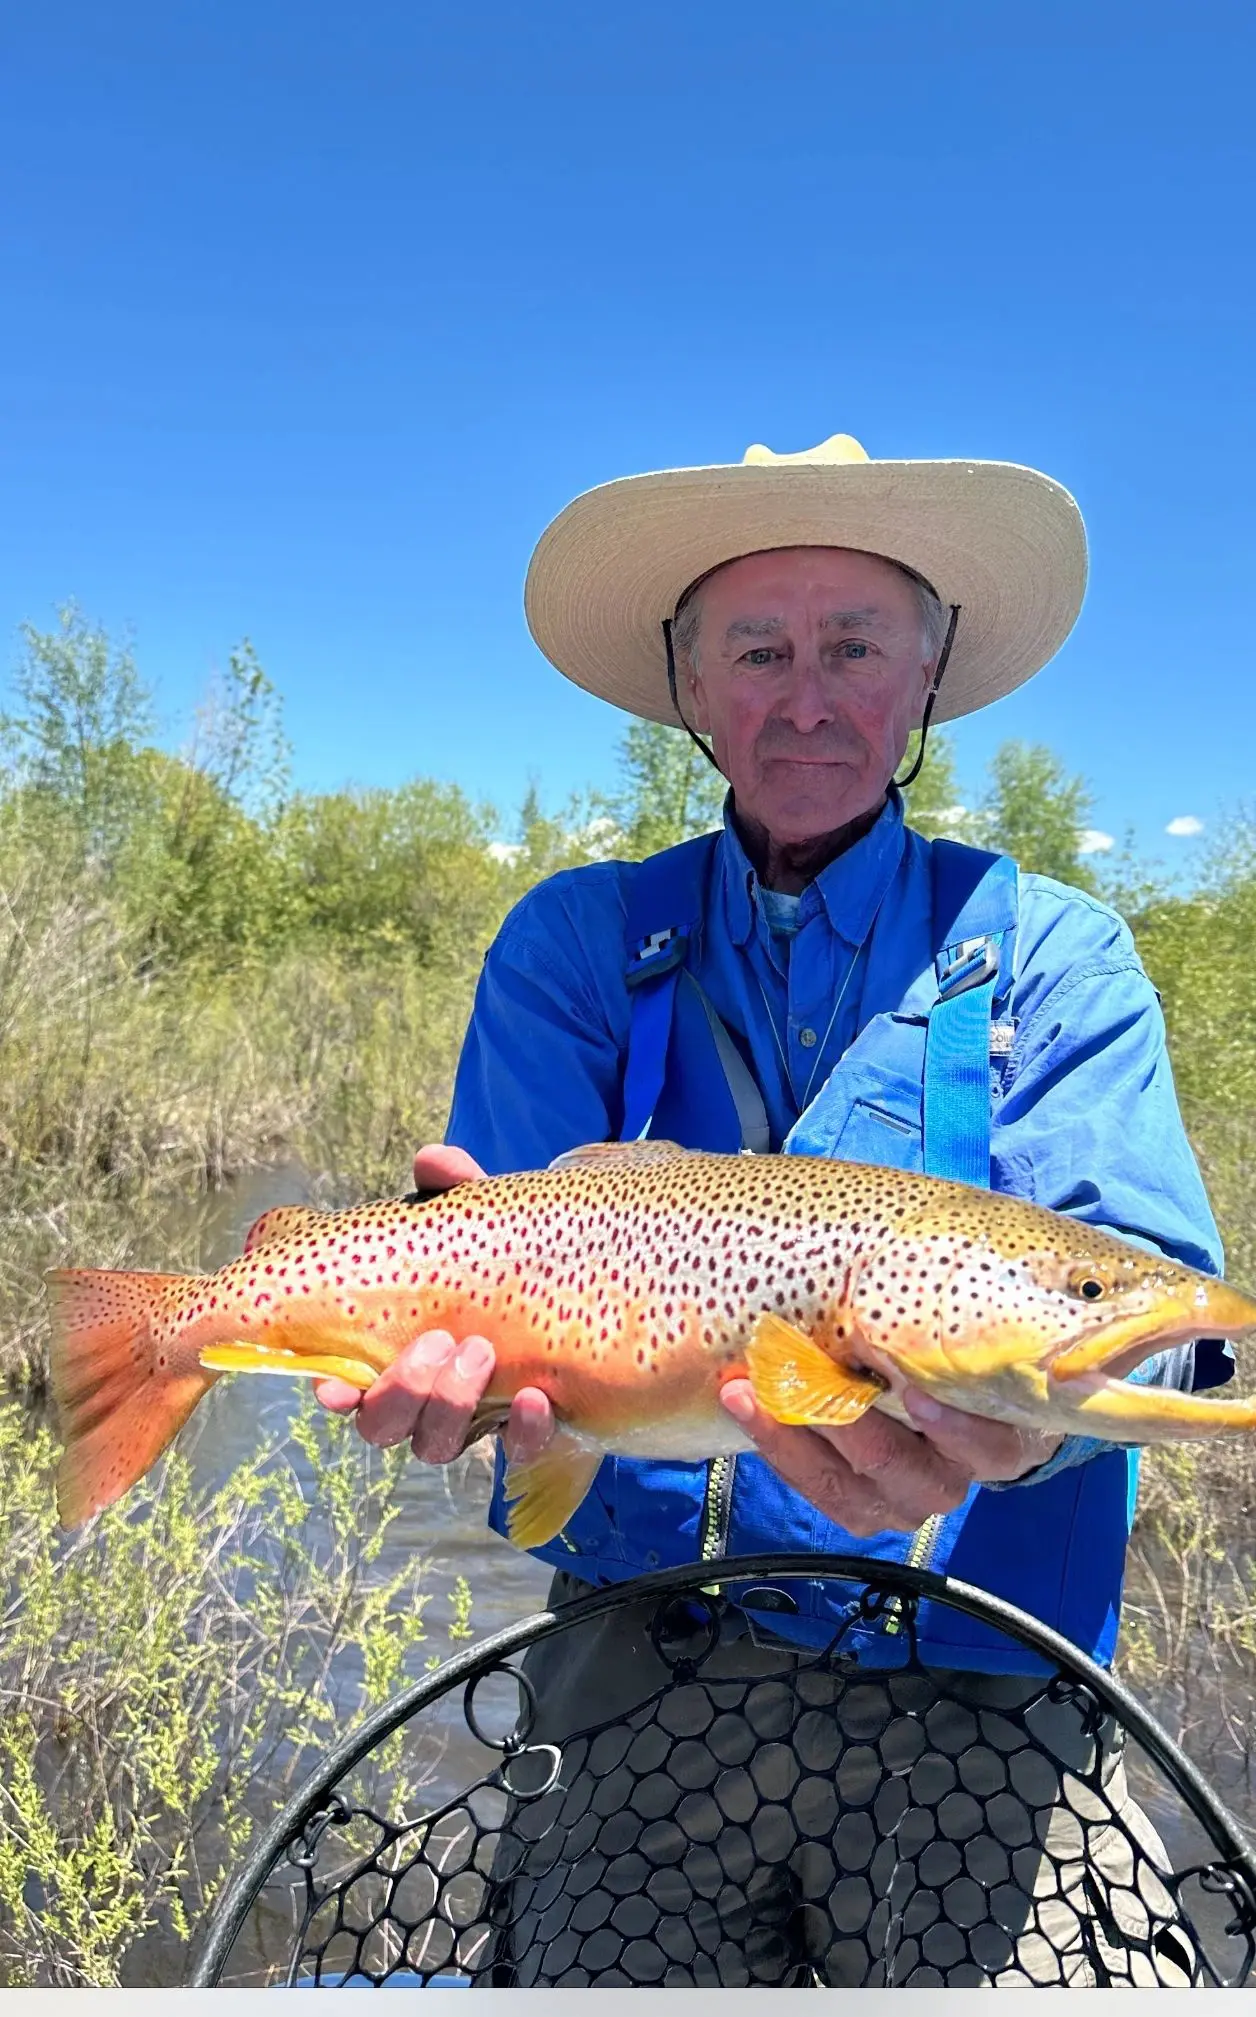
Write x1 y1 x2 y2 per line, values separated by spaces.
847 1196 1256 1393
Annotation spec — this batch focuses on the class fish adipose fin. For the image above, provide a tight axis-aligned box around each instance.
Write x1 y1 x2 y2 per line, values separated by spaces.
746 1312 886 1427
504 1440 603 1549
241 1204 329 1254
198 1341 380 1388
45 1268 215 1530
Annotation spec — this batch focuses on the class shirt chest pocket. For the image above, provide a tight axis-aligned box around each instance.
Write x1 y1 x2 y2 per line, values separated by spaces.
786 1015 927 1174
834 1088 925 1172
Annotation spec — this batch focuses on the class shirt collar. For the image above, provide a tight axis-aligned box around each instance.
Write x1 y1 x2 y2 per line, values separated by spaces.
719 788 907 950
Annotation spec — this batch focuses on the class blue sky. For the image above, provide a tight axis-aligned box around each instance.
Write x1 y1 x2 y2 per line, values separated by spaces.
1 1 1252 867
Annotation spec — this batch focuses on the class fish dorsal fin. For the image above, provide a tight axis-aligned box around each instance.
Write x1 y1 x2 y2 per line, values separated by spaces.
548 1139 691 1172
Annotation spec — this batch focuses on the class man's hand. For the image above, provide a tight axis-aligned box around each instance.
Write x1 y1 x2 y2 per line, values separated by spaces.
720 1380 1061 1535
313 1144 556 1467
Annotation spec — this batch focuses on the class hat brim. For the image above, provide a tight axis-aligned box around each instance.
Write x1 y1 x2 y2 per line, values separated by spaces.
524 458 1087 725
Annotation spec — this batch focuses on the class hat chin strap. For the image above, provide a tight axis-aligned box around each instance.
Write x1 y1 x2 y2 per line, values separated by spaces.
661 604 961 795
663 617 727 780
893 602 960 791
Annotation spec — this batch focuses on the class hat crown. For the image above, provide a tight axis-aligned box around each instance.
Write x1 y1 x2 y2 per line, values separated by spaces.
741 432 870 468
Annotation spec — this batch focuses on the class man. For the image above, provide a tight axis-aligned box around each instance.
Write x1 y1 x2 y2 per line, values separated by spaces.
318 433 1224 1985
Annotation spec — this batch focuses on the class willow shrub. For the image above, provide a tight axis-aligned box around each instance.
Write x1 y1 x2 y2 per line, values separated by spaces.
0 1396 474 1987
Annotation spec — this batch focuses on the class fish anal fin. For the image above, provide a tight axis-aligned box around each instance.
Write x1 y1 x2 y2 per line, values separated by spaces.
745 1312 886 1427
198 1342 380 1388
504 1440 602 1549
547 1140 689 1172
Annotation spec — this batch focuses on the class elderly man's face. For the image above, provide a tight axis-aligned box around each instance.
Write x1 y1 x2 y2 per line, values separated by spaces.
683 547 936 850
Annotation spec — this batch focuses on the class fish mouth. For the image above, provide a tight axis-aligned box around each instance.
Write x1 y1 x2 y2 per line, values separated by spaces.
1051 1279 1256 1385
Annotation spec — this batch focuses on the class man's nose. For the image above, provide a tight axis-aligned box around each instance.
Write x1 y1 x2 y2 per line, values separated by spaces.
776 655 835 734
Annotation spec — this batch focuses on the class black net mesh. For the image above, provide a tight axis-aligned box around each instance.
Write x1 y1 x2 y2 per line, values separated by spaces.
195 1562 1256 1990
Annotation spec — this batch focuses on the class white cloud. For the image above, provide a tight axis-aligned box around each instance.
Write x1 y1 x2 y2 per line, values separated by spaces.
487 841 522 863
1078 830 1115 855
931 805 968 827
1165 815 1204 838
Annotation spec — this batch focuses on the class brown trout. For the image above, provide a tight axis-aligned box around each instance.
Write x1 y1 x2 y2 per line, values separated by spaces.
46 1141 1256 1537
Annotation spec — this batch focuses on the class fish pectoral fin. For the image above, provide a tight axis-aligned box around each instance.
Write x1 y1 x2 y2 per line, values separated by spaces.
197 1343 380 1389
745 1313 887 1428
1061 1373 1256 1443
504 1440 603 1549
547 1139 689 1172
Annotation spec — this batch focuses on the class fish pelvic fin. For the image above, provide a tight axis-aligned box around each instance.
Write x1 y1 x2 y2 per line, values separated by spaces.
197 1342 379 1388
745 1312 887 1427
45 1268 214 1530
1062 1372 1256 1444
504 1440 603 1550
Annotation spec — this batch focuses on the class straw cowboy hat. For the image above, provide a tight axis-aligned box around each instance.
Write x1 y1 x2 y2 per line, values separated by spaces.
524 433 1088 726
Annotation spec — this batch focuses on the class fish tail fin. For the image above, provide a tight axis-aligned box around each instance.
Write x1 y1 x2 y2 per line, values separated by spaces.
45 1268 215 1529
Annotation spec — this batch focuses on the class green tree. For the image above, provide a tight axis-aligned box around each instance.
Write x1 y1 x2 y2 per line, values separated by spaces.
274 778 504 963
0 605 152 873
899 729 977 842
181 639 290 819
609 719 727 857
978 740 1098 891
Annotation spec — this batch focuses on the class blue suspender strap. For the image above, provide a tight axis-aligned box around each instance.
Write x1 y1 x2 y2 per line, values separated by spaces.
621 835 720 1143
623 937 686 1140
923 840 1018 1188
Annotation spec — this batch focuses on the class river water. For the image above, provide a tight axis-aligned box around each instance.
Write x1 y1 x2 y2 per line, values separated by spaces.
20 1165 1256 1984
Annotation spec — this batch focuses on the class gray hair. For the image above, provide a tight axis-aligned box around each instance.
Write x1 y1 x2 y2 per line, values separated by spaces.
671 557 948 670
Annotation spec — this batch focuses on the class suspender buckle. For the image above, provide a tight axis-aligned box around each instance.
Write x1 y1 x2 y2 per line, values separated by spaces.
937 934 999 1000
626 926 689 988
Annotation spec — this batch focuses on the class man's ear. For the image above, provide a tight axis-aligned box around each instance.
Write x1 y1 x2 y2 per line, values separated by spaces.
912 656 937 727
684 656 712 734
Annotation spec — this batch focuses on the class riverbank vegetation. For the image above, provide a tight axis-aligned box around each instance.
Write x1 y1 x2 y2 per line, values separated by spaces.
2 606 1255 1980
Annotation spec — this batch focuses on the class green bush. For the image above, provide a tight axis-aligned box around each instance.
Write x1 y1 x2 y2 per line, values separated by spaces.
0 1395 474 1987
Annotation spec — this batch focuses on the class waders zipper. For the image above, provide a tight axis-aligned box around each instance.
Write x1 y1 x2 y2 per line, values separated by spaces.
699 1455 736 1593
883 1512 944 1635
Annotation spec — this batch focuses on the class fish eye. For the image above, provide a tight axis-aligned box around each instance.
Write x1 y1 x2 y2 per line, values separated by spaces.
1070 1272 1108 1302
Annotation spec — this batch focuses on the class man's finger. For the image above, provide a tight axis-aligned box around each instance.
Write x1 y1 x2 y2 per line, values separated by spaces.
314 1377 366 1415
413 1143 486 1192
352 1331 460 1449
411 1334 498 1463
503 1387 557 1466
818 1406 974 1518
721 1382 907 1537
902 1387 1061 1481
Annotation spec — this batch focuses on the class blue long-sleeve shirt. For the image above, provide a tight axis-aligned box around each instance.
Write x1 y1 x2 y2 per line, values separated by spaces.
447 792 1227 1446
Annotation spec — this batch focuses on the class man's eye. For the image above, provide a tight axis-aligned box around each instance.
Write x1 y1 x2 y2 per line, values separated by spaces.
838 641 870 660
743 648 778 668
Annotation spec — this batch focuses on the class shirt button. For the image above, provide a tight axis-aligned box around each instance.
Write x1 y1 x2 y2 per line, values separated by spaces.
799 1026 818 1048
